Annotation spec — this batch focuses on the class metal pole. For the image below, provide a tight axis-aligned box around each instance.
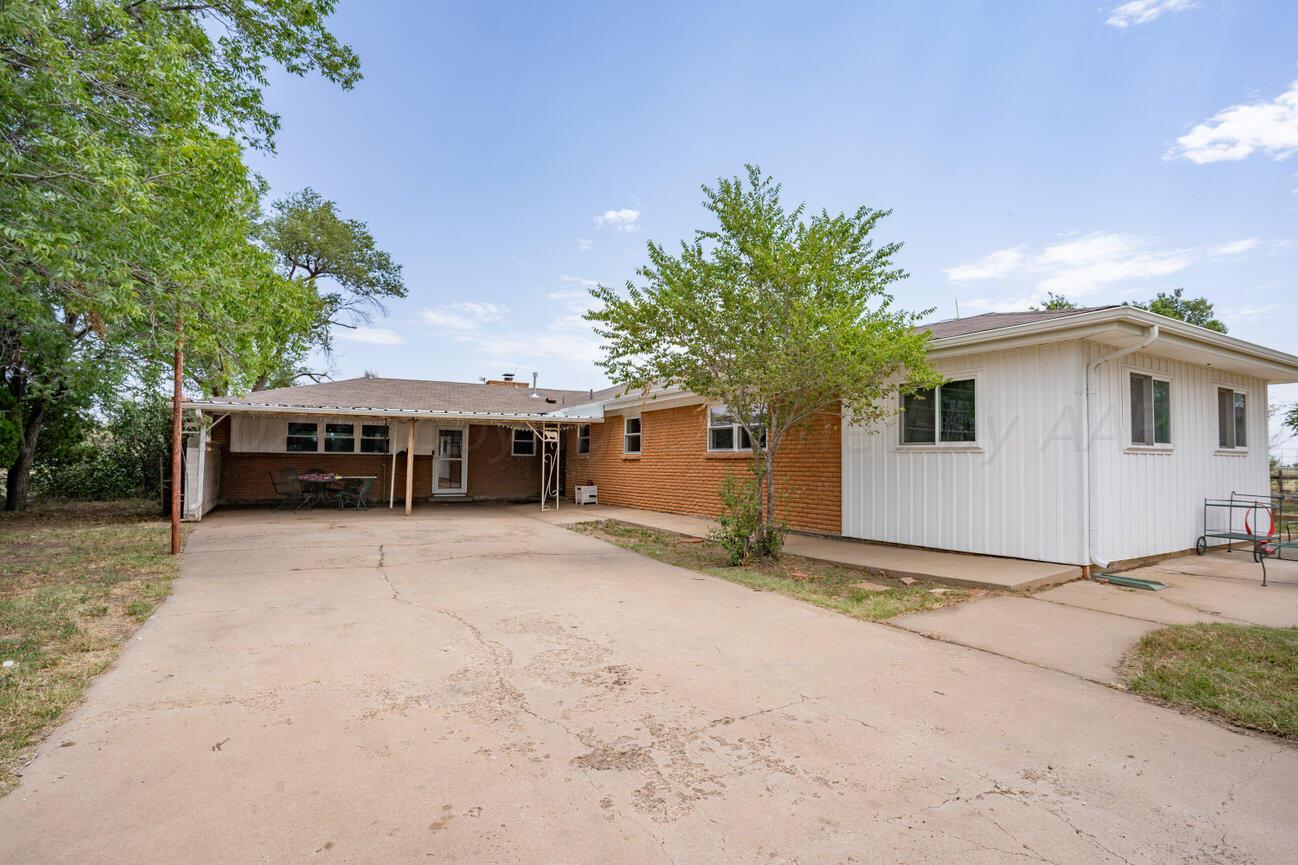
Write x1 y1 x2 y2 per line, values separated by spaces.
170 314 183 555
389 422 397 509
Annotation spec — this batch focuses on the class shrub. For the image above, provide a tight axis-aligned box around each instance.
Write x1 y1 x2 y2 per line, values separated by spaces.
710 471 787 565
31 395 171 502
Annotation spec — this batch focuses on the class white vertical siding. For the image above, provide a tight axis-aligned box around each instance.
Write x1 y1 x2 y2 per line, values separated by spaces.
230 414 282 452
229 415 436 454
1087 344 1270 563
841 343 1088 564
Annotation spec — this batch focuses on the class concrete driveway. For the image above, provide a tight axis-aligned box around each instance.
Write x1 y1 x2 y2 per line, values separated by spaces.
2 505 1295 864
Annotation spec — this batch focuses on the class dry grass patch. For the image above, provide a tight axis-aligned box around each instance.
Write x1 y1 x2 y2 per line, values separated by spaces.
571 519 981 621
0 500 182 795
1124 622 1298 739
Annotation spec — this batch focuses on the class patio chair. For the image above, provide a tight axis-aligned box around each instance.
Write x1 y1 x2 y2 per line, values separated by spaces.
269 468 303 510
336 476 375 510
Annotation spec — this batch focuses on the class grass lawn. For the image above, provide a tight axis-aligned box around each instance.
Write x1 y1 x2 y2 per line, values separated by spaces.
0 500 183 794
571 519 980 621
1124 622 1298 738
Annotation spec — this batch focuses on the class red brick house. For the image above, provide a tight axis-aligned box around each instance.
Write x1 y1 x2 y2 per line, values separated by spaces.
182 306 1298 569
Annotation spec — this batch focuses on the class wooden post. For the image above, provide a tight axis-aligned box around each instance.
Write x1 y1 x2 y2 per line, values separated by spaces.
404 420 416 515
170 315 184 554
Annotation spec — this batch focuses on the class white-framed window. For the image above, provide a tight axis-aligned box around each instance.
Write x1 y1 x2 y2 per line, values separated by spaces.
360 424 389 454
623 416 641 454
707 405 767 451
1216 386 1248 450
511 428 537 456
577 424 590 454
324 422 355 453
1129 371 1172 447
900 377 977 445
286 421 319 452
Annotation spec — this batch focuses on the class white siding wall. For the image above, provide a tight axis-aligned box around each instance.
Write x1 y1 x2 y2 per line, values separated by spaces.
229 415 434 454
1088 344 1270 564
842 343 1088 564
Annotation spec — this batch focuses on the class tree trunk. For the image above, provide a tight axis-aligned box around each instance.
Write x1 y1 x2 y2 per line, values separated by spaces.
4 399 46 512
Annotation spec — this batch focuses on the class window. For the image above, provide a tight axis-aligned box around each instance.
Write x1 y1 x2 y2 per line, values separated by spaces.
323 423 355 452
1217 387 1247 450
900 378 976 445
360 424 389 454
286 421 318 452
707 405 766 451
577 424 590 454
511 428 536 456
1130 372 1172 447
623 417 641 454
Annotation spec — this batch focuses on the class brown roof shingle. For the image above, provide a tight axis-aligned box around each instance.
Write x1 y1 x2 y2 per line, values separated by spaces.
919 306 1117 339
204 377 597 415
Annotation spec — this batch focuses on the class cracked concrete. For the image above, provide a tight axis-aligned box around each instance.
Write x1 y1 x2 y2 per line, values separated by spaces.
0 504 1294 864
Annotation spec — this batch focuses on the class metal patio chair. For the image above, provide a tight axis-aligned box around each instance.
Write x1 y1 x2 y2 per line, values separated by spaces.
335 476 375 510
269 468 304 510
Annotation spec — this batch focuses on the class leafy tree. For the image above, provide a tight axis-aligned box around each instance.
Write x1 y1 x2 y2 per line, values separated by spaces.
1030 292 1078 311
1126 289 1227 333
1 1 360 509
587 166 941 557
251 188 406 389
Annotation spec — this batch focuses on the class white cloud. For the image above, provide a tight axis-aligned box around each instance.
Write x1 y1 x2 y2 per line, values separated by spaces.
577 238 593 252
420 301 508 331
336 326 405 346
594 208 641 233
1105 0 1195 29
1221 301 1293 324
946 231 1263 307
1210 237 1261 256
1168 81 1298 164
943 246 1026 283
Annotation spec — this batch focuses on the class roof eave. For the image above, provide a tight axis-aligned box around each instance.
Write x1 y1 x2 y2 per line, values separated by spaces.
181 401 604 423
929 307 1298 382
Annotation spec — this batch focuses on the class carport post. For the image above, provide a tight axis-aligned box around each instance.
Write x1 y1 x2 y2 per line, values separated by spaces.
404 420 415 515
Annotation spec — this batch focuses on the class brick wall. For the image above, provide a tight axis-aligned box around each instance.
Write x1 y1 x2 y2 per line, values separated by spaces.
210 419 540 504
563 403 841 534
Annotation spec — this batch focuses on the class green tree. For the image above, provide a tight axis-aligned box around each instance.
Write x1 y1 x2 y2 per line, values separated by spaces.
1126 289 1227 333
1 1 359 509
587 166 941 558
252 187 406 388
1030 292 1078 311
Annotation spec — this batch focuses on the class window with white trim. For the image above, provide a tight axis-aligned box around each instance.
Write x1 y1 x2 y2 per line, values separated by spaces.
623 417 641 454
360 424 389 454
286 421 318 452
324 422 355 453
1130 372 1172 447
707 405 767 451
511 428 536 456
1216 387 1247 450
577 424 590 454
900 378 976 444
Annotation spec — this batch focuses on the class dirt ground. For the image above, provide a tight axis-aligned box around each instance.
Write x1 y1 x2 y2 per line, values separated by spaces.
1 504 1294 864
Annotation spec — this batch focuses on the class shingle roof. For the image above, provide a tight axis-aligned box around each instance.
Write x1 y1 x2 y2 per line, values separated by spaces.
920 306 1118 339
203 377 598 415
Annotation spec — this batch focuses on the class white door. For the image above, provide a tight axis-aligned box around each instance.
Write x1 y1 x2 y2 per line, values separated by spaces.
433 427 467 495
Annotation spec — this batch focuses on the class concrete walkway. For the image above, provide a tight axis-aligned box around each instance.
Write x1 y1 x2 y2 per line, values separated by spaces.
893 550 1298 684
2 505 1296 864
532 503 1079 589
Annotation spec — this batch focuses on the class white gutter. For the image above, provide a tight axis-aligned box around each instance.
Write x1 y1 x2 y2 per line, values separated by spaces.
1083 323 1159 570
180 401 603 423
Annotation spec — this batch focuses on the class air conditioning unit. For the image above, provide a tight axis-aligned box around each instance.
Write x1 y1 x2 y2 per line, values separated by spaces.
575 485 598 505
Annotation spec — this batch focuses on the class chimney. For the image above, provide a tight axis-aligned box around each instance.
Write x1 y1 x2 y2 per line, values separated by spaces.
530 372 540 398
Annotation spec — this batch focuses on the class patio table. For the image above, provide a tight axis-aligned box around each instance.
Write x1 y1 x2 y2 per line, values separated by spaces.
296 472 340 510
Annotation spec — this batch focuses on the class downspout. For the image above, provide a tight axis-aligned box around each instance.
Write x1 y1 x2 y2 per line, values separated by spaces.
1084 324 1158 571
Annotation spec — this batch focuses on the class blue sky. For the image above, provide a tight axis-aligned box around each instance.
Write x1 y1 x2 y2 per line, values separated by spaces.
246 0 1298 445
